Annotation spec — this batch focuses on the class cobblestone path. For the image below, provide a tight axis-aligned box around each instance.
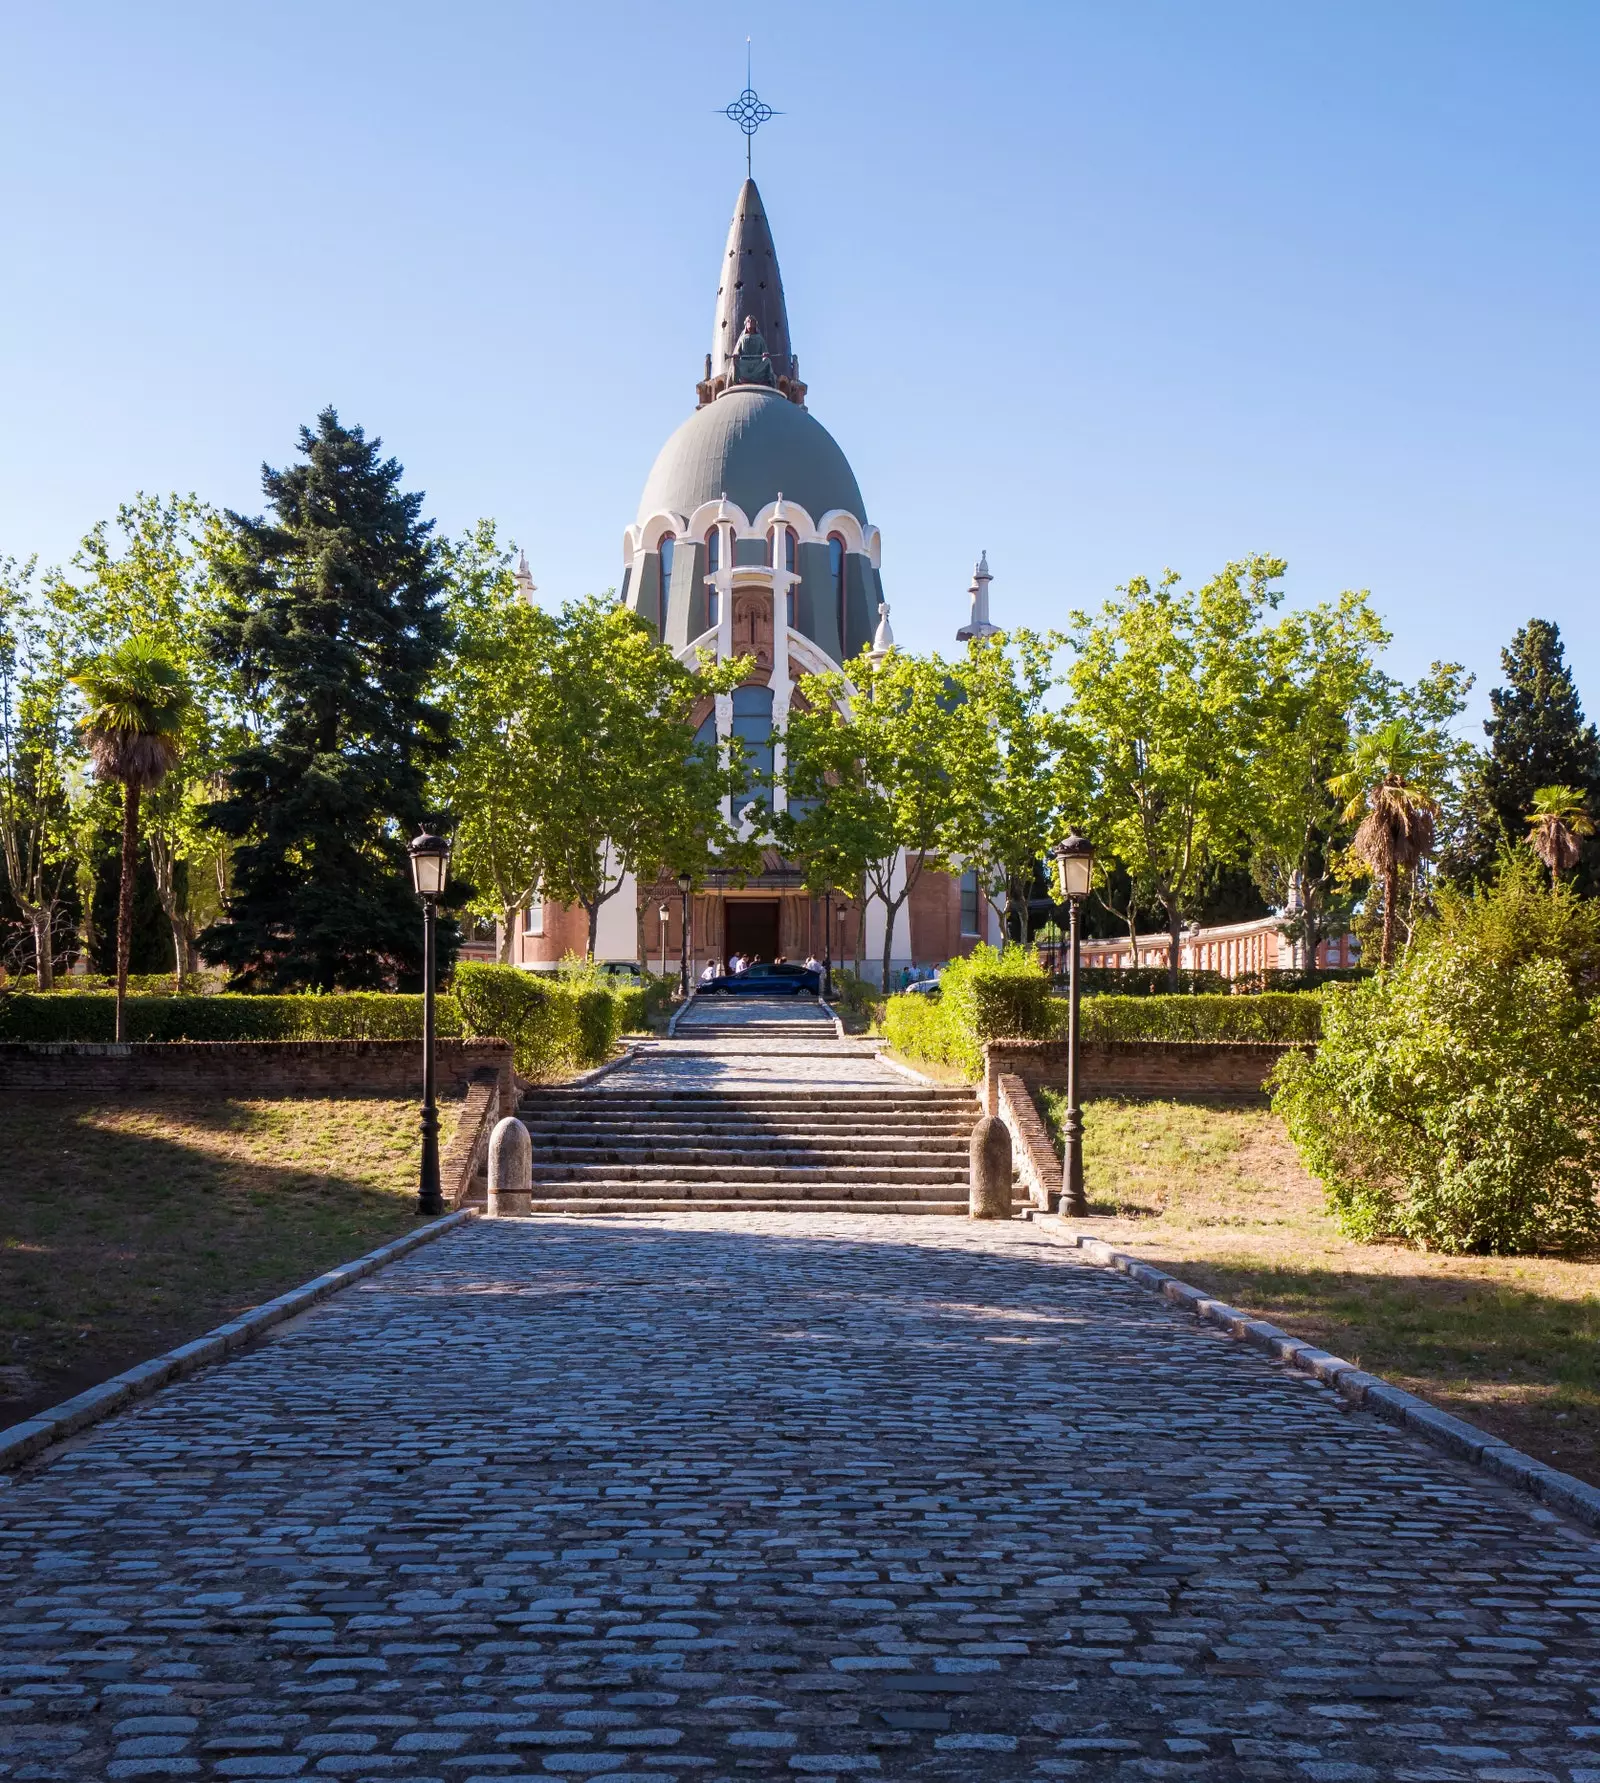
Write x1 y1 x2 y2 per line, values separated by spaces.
3 1213 1599 1782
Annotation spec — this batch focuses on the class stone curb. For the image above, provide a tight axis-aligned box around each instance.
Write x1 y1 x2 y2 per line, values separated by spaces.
1037 1222 1600 1533
0 1208 478 1475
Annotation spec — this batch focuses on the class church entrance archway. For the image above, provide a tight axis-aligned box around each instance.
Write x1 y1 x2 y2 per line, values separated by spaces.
725 899 781 964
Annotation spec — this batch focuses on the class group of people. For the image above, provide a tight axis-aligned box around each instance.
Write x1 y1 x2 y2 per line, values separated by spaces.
697 951 823 983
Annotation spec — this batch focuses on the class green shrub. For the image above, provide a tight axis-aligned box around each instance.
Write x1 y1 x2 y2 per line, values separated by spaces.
1080 992 1323 1044
883 945 1059 1079
1270 862 1600 1254
38 972 222 998
882 991 973 1076
827 968 886 1030
454 962 633 1079
0 992 460 1044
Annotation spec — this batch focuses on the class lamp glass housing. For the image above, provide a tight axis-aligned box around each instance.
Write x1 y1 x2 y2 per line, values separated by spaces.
1053 833 1095 902
676 872 693 895
409 832 451 899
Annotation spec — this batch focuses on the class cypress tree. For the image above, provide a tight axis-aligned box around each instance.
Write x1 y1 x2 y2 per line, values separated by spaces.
1450 619 1600 894
203 409 450 988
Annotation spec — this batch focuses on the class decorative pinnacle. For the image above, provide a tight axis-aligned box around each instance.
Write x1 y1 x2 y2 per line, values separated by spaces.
724 39 781 176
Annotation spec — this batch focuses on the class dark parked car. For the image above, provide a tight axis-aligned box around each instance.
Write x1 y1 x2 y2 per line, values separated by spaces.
699 961 822 997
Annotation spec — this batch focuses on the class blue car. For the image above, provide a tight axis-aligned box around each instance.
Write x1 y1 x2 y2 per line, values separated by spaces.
700 962 822 996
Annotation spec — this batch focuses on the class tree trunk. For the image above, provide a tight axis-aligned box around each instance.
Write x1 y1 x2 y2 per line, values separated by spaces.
31 908 54 991
1380 862 1398 969
586 899 600 962
168 914 189 993
1162 897 1184 993
500 904 518 964
116 781 140 1043
881 897 900 994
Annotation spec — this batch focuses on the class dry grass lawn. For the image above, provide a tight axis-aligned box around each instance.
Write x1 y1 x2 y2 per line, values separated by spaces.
1039 1091 1600 1487
0 1093 458 1430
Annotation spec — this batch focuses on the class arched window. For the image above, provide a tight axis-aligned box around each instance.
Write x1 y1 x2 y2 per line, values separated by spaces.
658 533 676 629
828 535 846 658
766 525 796 572
731 684 775 807
786 587 796 630
704 528 721 629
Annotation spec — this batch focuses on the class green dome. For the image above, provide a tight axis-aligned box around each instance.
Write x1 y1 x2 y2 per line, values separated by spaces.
637 388 866 528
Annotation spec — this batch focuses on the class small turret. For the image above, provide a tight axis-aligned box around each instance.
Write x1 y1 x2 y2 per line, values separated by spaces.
956 550 998 642
513 550 537 604
868 601 896 665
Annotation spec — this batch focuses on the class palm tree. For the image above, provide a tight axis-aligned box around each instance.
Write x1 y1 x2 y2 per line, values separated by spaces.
1328 718 1441 969
1526 784 1594 886
71 641 190 1041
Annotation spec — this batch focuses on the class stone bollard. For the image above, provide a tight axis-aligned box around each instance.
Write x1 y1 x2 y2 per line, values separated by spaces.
487 1116 532 1217
969 1114 1013 1220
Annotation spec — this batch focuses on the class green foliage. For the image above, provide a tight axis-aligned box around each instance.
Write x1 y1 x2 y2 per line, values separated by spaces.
453 962 638 1080
1271 861 1600 1253
781 647 963 989
1082 992 1323 1044
522 598 750 957
0 991 460 1043
1074 967 1230 998
826 967 882 1026
203 409 451 991
883 945 1059 1079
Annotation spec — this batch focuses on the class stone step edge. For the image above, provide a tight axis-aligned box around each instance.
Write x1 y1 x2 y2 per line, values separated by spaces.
497 1200 976 1216
0 1209 479 1475
1034 1219 1600 1534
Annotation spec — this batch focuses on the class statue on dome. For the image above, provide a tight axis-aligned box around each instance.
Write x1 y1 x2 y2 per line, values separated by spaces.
729 314 779 388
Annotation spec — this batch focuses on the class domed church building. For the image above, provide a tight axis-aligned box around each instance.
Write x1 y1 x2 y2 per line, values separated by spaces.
511 177 1000 981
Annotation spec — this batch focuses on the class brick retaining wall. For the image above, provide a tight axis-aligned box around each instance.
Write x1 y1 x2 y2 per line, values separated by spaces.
0 1039 514 1106
983 1038 1298 1115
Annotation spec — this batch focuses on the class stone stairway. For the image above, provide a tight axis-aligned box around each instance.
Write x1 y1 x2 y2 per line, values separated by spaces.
670 993 841 1042
512 1081 982 1214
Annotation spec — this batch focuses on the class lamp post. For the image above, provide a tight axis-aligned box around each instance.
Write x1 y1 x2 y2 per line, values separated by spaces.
676 872 693 997
1050 829 1095 1220
821 882 834 1002
837 898 848 985
658 903 670 980
408 830 451 1218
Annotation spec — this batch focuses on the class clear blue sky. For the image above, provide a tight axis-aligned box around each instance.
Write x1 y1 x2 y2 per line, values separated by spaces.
2 2 1595 729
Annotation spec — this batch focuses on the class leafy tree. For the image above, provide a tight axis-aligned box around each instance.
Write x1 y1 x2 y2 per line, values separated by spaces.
0 557 81 987
1328 717 1448 969
1065 558 1284 989
946 629 1074 942
1453 620 1600 891
530 597 747 959
1272 857 1600 1254
203 409 450 990
53 493 235 984
431 523 562 960
782 646 960 990
1526 784 1595 886
1249 591 1391 966
70 640 191 1038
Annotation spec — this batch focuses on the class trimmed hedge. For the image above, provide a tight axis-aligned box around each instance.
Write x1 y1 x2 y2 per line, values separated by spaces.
884 945 1058 1079
454 963 648 1081
0 991 461 1044
1080 992 1323 1044
1065 967 1230 998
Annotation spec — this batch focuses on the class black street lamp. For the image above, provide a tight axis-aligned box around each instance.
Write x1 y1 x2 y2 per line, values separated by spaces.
1050 829 1095 1220
676 872 693 997
821 882 834 1002
658 903 670 979
408 829 451 1218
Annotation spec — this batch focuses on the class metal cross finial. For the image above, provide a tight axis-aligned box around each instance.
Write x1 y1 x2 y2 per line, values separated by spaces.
725 38 781 176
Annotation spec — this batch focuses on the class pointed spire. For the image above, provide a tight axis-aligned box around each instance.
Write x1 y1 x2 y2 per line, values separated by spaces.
513 550 537 604
698 178 806 408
